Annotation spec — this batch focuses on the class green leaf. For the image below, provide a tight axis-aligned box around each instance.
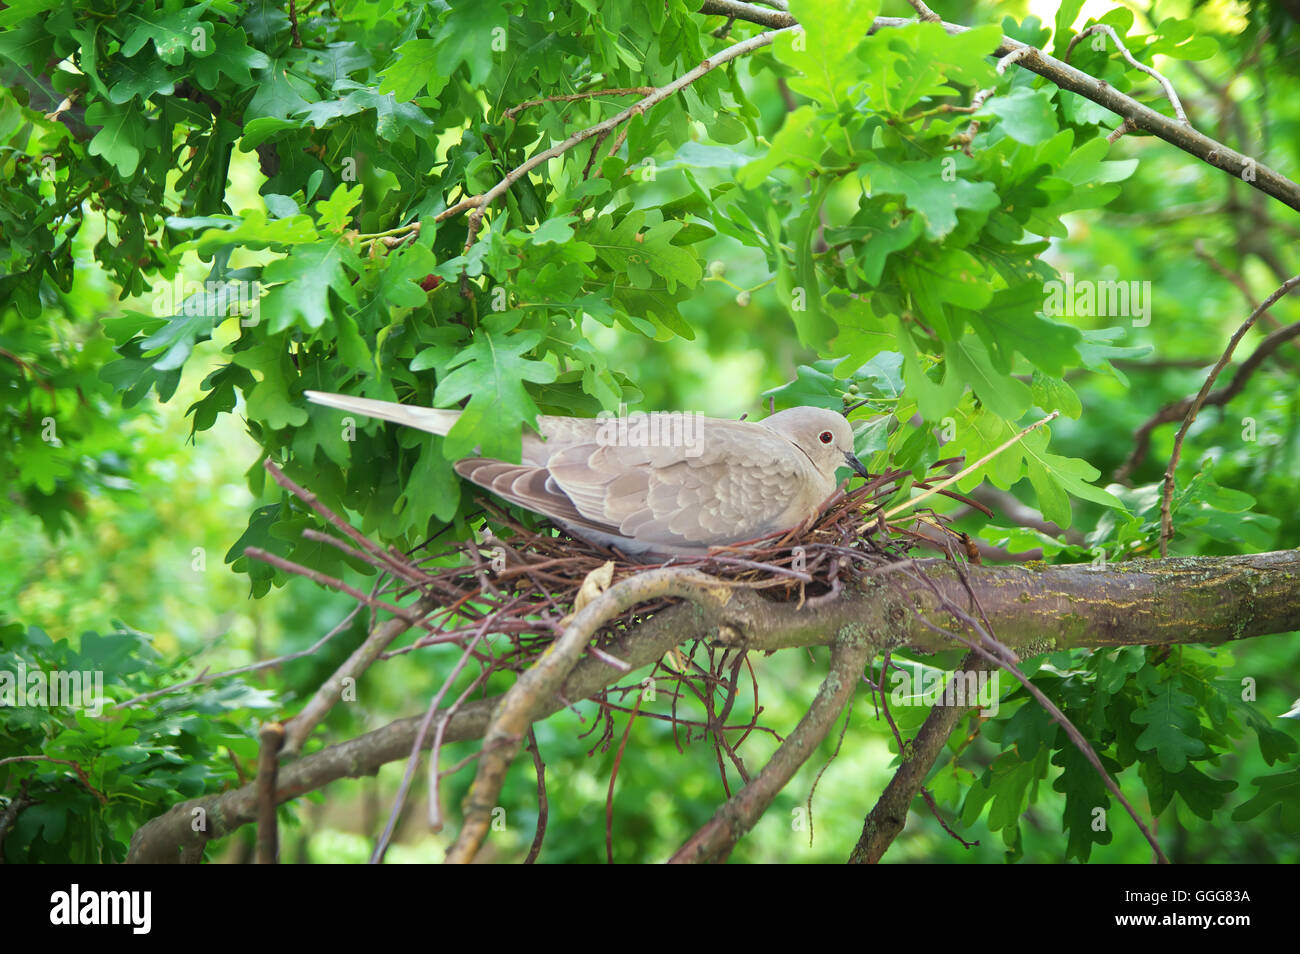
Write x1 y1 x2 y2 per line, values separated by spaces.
433 318 559 462
84 101 146 177
379 38 441 101
259 239 360 333
865 158 999 240
121 2 213 65
949 336 1032 419
987 87 1058 145
777 0 881 104
1132 677 1206 772
972 282 1082 377
1231 770 1300 832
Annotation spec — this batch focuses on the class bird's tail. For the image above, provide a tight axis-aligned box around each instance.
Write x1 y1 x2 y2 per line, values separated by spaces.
304 390 462 436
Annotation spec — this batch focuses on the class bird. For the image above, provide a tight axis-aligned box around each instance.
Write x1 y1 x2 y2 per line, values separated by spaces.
304 390 871 558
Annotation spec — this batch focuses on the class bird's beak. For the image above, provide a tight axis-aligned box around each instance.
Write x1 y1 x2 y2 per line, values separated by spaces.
843 450 872 480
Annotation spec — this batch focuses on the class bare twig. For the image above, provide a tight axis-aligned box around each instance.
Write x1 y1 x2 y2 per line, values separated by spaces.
605 691 644 863
502 88 657 121
1115 318 1300 484
0 756 106 805
115 602 364 710
463 26 793 252
256 722 285 864
1065 24 1188 123
0 779 33 863
370 622 492 863
694 2 1300 211
523 729 548 864
905 0 941 22
1159 275 1300 555
1107 117 1138 144
244 547 435 632
805 689 854 847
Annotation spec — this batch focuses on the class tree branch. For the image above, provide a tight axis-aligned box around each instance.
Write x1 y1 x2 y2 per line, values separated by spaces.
464 26 794 252
1115 317 1300 484
1159 275 1300 554
695 2 1300 212
667 626 878 862
445 568 739 863
1064 24 1188 124
126 550 1300 862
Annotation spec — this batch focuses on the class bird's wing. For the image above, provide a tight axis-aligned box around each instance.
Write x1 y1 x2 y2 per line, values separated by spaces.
542 421 813 548
453 459 597 529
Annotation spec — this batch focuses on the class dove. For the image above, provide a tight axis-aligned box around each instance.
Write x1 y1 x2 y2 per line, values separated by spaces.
304 391 870 558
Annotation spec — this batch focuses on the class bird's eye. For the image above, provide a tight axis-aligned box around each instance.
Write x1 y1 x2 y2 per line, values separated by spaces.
819 431 834 444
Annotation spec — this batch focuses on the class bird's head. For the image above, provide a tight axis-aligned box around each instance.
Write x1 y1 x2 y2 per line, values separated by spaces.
761 406 871 482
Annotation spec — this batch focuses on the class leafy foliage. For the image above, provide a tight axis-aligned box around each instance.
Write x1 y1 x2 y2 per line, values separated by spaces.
2 0 1298 863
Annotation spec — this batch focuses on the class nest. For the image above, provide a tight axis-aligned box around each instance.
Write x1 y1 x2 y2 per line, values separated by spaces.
376 462 985 671
250 457 988 775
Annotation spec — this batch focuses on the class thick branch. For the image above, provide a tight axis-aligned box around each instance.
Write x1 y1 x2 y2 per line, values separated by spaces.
126 550 1300 862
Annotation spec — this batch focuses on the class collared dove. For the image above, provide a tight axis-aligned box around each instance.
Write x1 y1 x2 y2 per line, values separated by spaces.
304 391 870 557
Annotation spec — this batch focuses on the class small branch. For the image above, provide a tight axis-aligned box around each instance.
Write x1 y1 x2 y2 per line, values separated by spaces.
995 48 1030 74
262 459 418 583
256 722 285 863
1107 117 1138 144
283 593 441 756
463 26 793 253
805 686 855 848
523 729 548 864
605 691 644 863
1115 317 1300 484
115 602 363 710
432 195 483 224
371 624 491 863
0 780 33 863
288 0 303 48
1159 274 1300 555
667 629 879 863
0 755 107 805
1065 24 1188 124
244 547 434 631
905 0 941 23
501 88 657 121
